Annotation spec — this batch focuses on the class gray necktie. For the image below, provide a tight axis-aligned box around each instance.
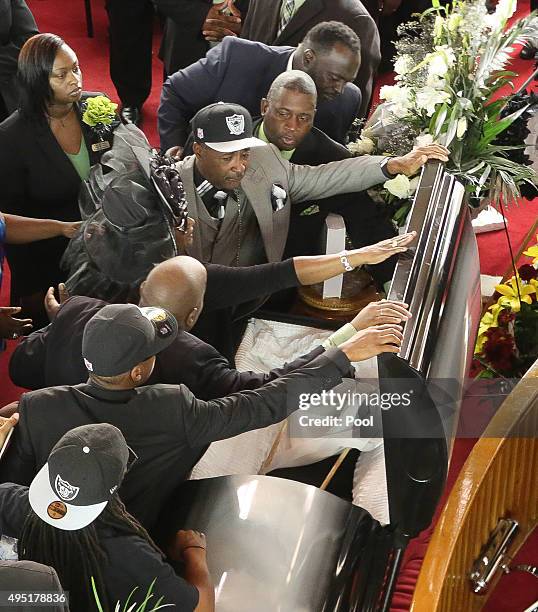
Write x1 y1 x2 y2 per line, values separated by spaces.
277 0 295 37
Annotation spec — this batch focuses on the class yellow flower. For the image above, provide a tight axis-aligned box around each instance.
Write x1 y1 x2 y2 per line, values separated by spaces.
523 235 538 265
82 95 118 127
474 303 503 354
495 275 535 312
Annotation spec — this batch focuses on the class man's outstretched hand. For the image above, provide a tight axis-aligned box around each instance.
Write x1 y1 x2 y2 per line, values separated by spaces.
0 307 32 339
387 144 449 177
339 324 404 362
44 283 69 321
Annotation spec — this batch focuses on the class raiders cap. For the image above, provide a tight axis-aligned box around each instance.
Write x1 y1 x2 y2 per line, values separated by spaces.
29 424 130 531
191 102 266 153
82 303 178 376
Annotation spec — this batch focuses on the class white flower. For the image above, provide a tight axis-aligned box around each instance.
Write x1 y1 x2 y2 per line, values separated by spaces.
415 87 451 117
485 0 517 29
456 116 468 139
348 135 375 156
379 85 409 103
426 46 456 80
394 55 413 76
384 174 412 199
379 85 413 118
447 13 463 32
415 132 434 148
434 15 445 40
408 175 421 195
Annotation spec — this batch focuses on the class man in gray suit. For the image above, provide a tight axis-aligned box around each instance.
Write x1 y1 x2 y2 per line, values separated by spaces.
176 101 449 268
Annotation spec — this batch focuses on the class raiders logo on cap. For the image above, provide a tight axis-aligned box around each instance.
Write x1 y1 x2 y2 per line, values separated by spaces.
55 474 80 501
143 307 174 338
226 114 245 136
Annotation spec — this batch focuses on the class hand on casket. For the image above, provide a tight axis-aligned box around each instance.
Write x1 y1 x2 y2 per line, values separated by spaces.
350 300 411 330
388 144 449 176
340 324 403 361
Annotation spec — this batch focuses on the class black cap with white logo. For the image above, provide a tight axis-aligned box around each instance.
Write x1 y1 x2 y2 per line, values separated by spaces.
82 303 178 376
29 424 130 531
191 102 266 153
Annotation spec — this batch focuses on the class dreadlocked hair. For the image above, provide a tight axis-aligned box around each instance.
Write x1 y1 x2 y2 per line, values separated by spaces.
18 495 164 610
99 495 163 557
19 510 108 612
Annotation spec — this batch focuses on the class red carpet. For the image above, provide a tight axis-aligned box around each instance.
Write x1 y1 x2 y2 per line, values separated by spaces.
1 1 537 609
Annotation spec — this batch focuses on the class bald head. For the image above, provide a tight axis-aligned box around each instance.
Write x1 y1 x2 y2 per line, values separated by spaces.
139 256 207 330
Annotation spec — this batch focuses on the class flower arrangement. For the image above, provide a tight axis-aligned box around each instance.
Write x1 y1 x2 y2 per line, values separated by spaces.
473 235 538 378
348 0 537 223
82 95 118 127
82 95 119 145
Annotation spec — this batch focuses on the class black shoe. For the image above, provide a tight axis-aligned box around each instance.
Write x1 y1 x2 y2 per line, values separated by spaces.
120 105 142 126
520 42 538 60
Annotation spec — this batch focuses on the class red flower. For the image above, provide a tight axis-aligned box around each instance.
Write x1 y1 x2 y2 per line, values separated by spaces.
518 264 538 282
483 327 515 373
497 309 515 326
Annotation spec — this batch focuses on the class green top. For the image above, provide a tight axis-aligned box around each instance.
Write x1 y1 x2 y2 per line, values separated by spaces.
257 122 296 160
66 139 91 180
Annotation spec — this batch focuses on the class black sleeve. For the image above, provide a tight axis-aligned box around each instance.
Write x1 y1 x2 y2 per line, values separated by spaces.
9 325 49 390
0 123 26 216
179 348 352 447
203 259 299 312
108 535 199 611
0 483 30 538
0 0 38 84
158 38 233 149
0 396 38 486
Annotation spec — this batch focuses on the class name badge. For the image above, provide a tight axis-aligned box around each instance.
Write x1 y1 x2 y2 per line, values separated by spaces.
92 141 110 152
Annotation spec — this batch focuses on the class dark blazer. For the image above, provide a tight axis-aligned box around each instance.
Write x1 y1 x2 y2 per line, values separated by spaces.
158 37 361 149
9 261 325 394
241 0 380 118
0 92 115 298
155 0 250 76
0 0 38 119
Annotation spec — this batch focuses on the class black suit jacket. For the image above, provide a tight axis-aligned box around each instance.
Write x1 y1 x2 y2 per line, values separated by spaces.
158 37 361 149
0 0 38 117
0 92 115 296
241 0 380 118
155 0 250 76
9 260 327 396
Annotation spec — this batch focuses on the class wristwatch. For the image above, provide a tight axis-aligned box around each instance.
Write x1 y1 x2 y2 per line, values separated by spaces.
380 156 397 179
339 251 354 272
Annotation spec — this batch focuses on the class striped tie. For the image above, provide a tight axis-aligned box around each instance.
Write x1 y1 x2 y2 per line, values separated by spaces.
277 0 295 37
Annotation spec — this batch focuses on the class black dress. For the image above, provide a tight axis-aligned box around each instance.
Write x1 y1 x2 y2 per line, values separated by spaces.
0 92 114 324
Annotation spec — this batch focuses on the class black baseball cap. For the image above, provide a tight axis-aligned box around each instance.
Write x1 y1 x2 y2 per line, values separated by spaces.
82 303 178 376
191 102 266 153
29 424 129 531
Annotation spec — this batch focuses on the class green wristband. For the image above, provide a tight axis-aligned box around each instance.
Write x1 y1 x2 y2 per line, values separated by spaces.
322 322 357 349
